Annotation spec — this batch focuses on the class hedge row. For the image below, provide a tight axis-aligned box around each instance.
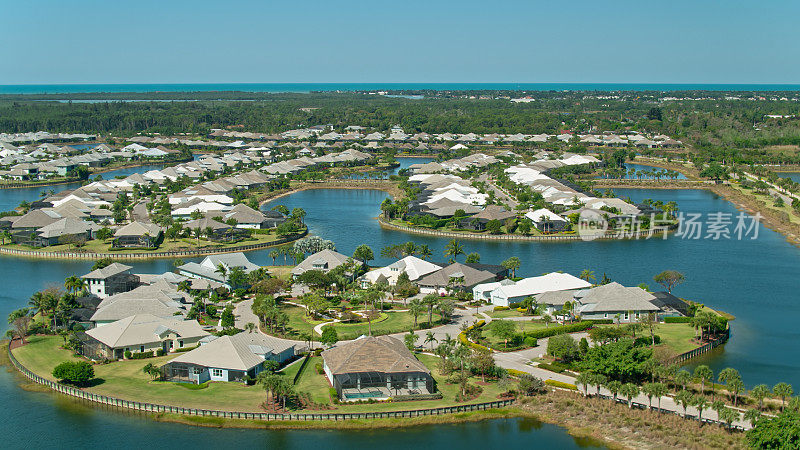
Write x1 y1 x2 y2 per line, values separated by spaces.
536 362 566 373
545 379 578 390
664 316 692 323
458 320 490 352
523 321 596 339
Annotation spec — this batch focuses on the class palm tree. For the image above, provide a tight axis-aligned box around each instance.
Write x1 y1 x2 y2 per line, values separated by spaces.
64 276 86 295
579 269 596 284
642 382 658 409
269 250 279 265
750 384 771 411
424 331 438 351
773 382 794 411
408 299 424 328
675 390 693 417
575 373 591 396
444 239 465 262
422 294 438 326
694 365 713 395
605 380 622 402
417 244 432 260
675 369 691 392
215 263 228 281
743 408 762 428
693 395 708 422
620 383 640 408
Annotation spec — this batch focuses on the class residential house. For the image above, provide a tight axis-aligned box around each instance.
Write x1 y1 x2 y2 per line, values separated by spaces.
81 262 140 299
481 272 591 307
163 332 296 383
82 314 209 360
291 249 362 278
322 335 434 401
416 262 496 295
177 252 261 288
525 208 569 233
361 256 441 287
112 221 164 248
574 282 661 322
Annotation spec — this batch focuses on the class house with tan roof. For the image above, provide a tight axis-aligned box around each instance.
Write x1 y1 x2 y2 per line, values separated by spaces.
163 332 296 383
321 335 434 401
82 314 209 360
81 262 139 299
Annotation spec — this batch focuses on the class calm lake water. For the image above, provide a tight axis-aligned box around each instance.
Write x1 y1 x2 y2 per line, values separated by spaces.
776 171 800 183
0 370 601 450
595 163 687 180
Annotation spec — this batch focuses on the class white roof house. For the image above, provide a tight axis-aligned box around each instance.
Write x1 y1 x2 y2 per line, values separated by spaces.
177 252 261 288
487 272 592 307
362 256 442 286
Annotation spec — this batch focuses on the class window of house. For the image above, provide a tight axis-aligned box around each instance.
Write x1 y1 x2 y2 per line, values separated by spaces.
140 345 144 352
624 312 629 320
193 367 201 375
179 340 184 348
212 368 223 377
169 341 174 349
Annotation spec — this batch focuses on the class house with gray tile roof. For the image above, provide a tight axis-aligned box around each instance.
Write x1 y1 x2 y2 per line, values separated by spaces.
574 282 661 322
83 314 209 360
163 332 296 383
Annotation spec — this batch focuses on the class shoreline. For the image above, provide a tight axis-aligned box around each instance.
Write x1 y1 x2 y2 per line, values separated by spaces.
599 161 800 247
0 230 307 260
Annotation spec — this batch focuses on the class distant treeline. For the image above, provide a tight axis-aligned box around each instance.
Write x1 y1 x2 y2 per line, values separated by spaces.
1 91 800 165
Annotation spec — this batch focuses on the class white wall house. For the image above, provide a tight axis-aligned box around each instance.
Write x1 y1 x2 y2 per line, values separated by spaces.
487 272 591 307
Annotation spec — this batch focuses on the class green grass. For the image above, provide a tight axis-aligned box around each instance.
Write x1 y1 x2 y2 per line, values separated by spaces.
484 309 526 319
13 335 506 413
483 320 549 348
594 322 701 355
328 311 441 340
653 323 700 354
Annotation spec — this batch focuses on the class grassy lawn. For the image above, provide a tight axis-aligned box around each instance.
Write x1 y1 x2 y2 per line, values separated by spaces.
484 309 526 319
593 323 701 355
328 311 441 340
14 336 505 413
654 323 700 354
483 320 550 348
12 335 272 411
280 305 441 339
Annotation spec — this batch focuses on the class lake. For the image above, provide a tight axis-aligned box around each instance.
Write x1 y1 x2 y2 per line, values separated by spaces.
776 171 800 183
263 187 800 388
0 369 602 449
596 163 687 180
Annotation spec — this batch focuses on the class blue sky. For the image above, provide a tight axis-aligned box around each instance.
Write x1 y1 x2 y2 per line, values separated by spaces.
1 0 798 84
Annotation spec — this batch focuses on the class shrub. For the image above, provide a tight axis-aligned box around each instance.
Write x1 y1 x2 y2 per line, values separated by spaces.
155 348 166 357
537 362 566 373
52 361 94 386
315 362 324 374
173 345 199 353
329 387 339 404
124 350 132 359
493 306 509 311
523 336 538 347
130 351 155 359
664 316 692 323
586 318 614 324
524 321 595 339
545 379 578 390
518 374 547 395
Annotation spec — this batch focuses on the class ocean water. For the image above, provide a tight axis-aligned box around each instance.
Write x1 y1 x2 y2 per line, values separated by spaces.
1 83 800 94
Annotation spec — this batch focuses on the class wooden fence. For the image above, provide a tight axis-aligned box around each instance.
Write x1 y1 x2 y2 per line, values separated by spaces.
7 342 514 421
0 230 306 260
378 218 678 242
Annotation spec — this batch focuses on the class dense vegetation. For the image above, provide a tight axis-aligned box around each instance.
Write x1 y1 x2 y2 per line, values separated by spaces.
2 90 800 167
